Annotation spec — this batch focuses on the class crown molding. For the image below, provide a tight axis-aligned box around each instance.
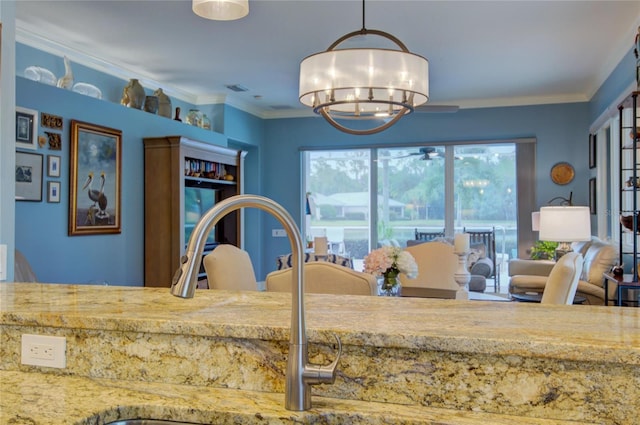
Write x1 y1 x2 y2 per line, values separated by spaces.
451 94 589 110
14 20 609 121
16 24 211 106
587 15 640 101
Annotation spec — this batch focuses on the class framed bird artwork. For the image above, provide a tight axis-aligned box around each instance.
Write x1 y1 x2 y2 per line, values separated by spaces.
68 120 122 235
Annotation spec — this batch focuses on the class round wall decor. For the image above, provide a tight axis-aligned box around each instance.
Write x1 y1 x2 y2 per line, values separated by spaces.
550 162 575 185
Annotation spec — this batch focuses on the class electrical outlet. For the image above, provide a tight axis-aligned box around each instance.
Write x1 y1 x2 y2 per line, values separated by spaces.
272 229 287 237
21 334 66 368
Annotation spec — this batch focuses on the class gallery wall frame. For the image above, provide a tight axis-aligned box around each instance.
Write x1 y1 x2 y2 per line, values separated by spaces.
589 134 596 169
47 155 61 177
589 177 597 215
15 106 39 150
47 181 61 203
68 120 122 236
15 151 43 202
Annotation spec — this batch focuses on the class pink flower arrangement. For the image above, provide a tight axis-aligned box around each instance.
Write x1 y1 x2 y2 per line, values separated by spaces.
363 246 418 279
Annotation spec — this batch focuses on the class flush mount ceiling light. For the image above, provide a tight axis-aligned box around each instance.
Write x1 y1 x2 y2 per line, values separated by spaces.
192 0 248 21
299 0 429 136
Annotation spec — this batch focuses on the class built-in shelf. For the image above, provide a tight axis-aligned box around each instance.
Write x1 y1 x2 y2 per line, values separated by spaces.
143 135 246 288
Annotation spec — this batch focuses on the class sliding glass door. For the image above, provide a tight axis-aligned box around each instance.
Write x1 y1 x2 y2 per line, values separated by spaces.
303 142 519 273
375 147 445 246
304 149 372 267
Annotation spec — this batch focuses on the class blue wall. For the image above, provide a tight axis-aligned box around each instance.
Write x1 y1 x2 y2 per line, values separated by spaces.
589 47 636 125
259 103 591 275
13 40 636 284
15 77 236 285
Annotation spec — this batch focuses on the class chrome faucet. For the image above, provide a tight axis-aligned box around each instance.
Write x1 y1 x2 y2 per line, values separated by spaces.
171 194 341 411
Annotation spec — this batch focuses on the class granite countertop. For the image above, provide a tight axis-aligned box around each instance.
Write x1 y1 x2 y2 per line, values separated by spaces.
2 283 639 364
0 370 596 425
2 283 637 424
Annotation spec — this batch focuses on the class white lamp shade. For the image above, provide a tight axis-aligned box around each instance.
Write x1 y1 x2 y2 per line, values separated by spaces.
299 48 429 116
192 0 248 21
539 206 591 242
531 211 540 231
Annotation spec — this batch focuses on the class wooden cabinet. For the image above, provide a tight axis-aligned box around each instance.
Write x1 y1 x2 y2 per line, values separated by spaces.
143 136 245 287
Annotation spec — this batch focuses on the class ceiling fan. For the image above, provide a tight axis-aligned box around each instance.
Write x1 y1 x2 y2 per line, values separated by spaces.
396 147 444 160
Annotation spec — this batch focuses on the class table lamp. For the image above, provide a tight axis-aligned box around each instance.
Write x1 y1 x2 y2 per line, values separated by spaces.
531 211 540 231
539 206 591 259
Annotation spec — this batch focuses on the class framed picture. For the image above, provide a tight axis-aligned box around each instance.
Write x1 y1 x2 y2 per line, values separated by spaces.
15 151 43 202
589 177 597 215
15 106 39 150
47 155 61 177
68 120 122 235
589 134 596 169
47 181 61 203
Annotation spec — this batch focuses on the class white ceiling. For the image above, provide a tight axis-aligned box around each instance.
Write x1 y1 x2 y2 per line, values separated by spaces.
14 0 640 118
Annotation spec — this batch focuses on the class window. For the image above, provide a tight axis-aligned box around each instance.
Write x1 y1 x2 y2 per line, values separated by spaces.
303 141 525 273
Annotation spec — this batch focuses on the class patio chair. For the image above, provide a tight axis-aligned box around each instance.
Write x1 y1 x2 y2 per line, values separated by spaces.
415 228 445 242
463 227 500 291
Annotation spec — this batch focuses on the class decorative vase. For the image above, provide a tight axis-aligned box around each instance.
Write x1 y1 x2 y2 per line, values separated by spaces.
185 109 203 127
154 88 172 118
56 56 74 89
121 78 146 109
200 114 212 130
378 269 401 297
143 95 159 114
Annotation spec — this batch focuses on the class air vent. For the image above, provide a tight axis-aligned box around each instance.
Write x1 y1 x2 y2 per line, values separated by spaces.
225 84 248 92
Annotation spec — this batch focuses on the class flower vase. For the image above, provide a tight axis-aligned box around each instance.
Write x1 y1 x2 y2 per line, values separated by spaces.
378 270 401 297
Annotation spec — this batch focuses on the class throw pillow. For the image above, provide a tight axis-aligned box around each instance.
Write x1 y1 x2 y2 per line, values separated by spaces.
470 257 493 278
467 242 487 267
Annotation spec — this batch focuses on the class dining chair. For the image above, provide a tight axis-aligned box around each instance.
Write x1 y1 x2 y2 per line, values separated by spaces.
265 262 377 295
14 249 38 282
540 251 583 305
399 241 460 296
203 244 258 291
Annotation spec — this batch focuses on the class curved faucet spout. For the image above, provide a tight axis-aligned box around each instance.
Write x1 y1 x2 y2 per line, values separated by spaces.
170 194 340 411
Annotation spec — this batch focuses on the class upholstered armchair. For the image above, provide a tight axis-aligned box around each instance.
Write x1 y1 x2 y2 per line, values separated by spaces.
509 237 618 305
540 252 583 305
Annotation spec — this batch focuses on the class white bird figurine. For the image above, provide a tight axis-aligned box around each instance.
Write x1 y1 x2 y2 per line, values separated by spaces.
57 56 74 89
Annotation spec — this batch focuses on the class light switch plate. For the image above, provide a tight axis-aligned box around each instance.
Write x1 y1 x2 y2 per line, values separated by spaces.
0 244 6 281
272 229 286 237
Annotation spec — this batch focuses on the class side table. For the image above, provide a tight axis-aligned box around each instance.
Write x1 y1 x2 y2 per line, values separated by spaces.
603 273 640 306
